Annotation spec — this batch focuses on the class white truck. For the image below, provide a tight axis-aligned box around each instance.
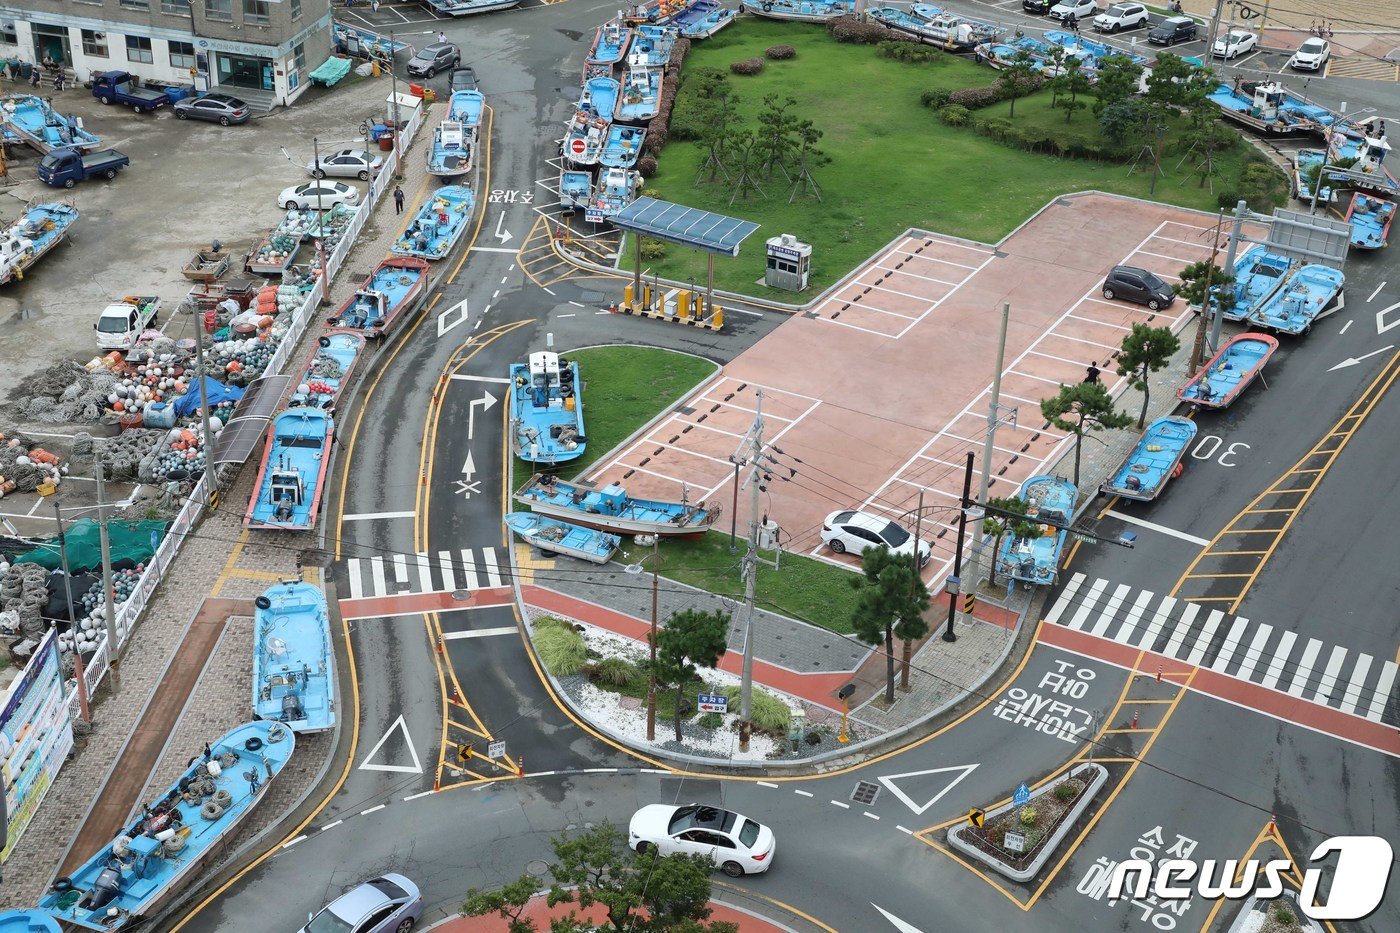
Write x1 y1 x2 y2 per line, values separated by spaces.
95 296 161 351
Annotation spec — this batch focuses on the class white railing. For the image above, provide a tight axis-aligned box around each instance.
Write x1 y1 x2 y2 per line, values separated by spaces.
64 100 428 717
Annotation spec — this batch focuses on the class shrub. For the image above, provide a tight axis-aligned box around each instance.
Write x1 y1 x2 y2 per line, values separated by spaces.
765 44 796 60
696 712 724 729
643 37 689 156
921 88 952 109
828 15 898 44
640 237 667 262
997 72 1044 100
533 615 574 632
937 103 972 127
636 154 659 178
730 57 765 76
1272 906 1297 926
535 623 586 677
1054 782 1078 802
589 656 638 687
1019 806 1038 826
947 84 1003 110
877 40 943 64
1021 828 1045 851
720 685 791 733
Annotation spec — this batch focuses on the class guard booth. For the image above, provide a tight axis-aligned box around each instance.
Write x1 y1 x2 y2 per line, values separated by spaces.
610 197 760 332
764 234 811 292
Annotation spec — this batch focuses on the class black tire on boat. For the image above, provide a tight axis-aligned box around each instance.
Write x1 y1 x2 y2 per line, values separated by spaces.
319 335 332 347
52 877 74 892
255 595 273 610
763 1 772 8
245 736 265 752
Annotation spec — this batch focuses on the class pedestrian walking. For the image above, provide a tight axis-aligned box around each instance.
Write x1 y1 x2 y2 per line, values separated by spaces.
393 185 405 214
1084 361 1101 385
370 0 380 11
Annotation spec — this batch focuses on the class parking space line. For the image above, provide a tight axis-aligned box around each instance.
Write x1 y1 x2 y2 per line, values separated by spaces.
1006 370 1064 387
857 280 945 303
1028 349 1091 369
873 262 961 286
828 296 920 321
1132 248 1199 265
1055 332 1122 352
1065 313 1130 330
613 462 701 486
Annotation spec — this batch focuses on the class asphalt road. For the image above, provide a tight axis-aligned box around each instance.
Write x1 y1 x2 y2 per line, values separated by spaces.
169 4 1400 931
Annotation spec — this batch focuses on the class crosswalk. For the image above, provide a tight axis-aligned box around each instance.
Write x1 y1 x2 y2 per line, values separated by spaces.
342 548 511 600
1046 573 1399 726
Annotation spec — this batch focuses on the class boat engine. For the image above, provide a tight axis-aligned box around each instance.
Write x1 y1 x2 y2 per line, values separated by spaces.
83 865 124 911
282 693 305 722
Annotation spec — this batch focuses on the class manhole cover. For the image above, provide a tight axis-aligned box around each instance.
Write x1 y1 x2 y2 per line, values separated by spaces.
527 859 549 876
851 781 880 806
451 589 472 601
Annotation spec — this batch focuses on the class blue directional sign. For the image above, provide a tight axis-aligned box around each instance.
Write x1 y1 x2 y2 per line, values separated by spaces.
697 693 728 714
1013 783 1030 806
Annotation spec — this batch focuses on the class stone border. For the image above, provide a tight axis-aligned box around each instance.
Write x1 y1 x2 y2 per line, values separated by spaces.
1226 890 1325 933
947 761 1108 883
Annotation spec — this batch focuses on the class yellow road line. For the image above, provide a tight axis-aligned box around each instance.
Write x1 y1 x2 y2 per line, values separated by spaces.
711 881 840 933
209 528 250 597
448 104 493 286
1198 820 1339 932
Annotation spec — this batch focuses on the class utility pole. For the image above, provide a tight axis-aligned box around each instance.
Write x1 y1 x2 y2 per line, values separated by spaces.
1204 0 1228 66
95 463 120 682
901 489 924 692
312 135 329 300
968 302 1010 587
54 500 91 726
389 31 403 180
1190 211 1225 376
736 390 767 752
1211 200 1248 352
645 535 659 742
192 297 215 507
942 452 975 643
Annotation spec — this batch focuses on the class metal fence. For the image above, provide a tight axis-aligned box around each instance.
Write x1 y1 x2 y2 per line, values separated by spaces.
68 101 427 712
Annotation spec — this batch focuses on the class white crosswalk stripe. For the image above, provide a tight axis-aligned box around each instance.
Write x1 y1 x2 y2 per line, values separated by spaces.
1047 572 1399 727
339 548 513 600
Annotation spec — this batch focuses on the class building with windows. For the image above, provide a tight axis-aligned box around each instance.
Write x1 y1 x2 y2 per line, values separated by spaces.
0 0 332 107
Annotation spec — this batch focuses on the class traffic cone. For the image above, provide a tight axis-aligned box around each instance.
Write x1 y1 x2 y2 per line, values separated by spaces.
516 755 524 776
608 302 617 314
1130 709 1139 729
436 634 444 655
449 684 459 705
1156 664 1162 684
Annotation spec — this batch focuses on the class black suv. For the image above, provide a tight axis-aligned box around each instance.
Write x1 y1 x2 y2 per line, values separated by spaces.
1022 0 1054 12
1103 266 1176 310
449 66 477 93
1148 16 1198 45
406 43 460 79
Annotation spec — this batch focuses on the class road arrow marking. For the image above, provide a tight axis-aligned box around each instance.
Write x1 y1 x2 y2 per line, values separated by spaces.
872 904 926 933
358 714 423 774
494 214 513 244
1374 299 1400 335
1314 290 1345 321
1367 281 1386 302
1328 344 1395 372
467 389 499 441
877 764 979 815
461 450 476 479
437 299 470 338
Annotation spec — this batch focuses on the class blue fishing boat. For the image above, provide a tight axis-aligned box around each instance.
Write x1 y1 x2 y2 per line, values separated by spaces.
1177 333 1278 409
1293 148 1333 203
1219 245 1296 322
38 722 295 931
0 912 61 933
288 329 366 410
871 6 997 50
0 95 101 154
581 76 621 123
624 0 682 25
510 351 586 464
328 256 429 336
585 167 643 223
332 23 411 62
996 475 1076 587
1342 192 1394 250
1101 416 1197 502
392 185 475 260
0 202 78 286
600 124 645 168
741 0 854 24
244 407 334 531
253 580 336 732
975 34 1053 71
588 20 634 66
514 474 720 537
1325 121 1399 196
563 108 608 166
505 512 621 564
427 90 485 178
424 0 522 15
629 25 679 66
617 67 661 124
675 0 736 38
1206 81 1334 136
560 170 594 210
1248 264 1345 335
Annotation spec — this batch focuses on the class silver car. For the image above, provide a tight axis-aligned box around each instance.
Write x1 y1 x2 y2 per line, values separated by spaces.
278 181 360 211
308 148 384 181
299 874 422 933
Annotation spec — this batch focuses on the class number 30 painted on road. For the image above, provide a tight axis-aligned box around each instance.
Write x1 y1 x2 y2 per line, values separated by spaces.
1191 435 1249 466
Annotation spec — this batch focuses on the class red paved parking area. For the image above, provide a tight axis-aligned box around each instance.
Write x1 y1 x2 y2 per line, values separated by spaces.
586 194 1221 584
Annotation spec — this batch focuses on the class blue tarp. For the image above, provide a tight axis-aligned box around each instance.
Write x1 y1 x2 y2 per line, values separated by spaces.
172 377 243 417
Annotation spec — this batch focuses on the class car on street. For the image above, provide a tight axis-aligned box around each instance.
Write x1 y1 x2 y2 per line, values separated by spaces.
1093 2 1148 32
298 874 423 933
1021 0 1055 13
1049 0 1098 22
1212 29 1258 59
278 181 360 211
1148 15 1198 45
821 509 932 566
172 92 250 125
449 66 478 92
1102 265 1175 310
629 804 776 877
1289 38 1331 71
406 42 461 78
308 148 383 181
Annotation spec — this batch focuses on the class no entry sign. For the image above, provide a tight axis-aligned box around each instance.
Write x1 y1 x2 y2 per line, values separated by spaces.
569 138 586 156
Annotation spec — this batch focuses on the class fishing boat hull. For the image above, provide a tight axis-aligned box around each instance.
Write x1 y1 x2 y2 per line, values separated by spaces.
676 1 736 38
1219 245 1294 322
1246 264 1344 335
509 353 586 464
505 512 621 563
1292 148 1332 203
1343 192 1394 250
392 185 475 260
588 24 634 66
0 911 62 933
244 408 334 531
38 722 294 931
254 581 336 732
560 170 595 209
0 202 79 286
289 329 366 410
328 256 429 336
1206 81 1333 136
427 126 474 178
996 475 1076 586
1177 333 1278 409
514 474 720 537
740 0 853 23
0 95 102 154
600 124 645 166
425 0 522 15
1101 416 1197 502
616 70 661 124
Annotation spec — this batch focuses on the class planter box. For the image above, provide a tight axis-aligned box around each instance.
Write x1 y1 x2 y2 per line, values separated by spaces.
947 762 1108 883
1227 890 1325 933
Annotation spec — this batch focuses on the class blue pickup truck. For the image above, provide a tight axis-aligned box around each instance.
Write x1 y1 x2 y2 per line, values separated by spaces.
38 148 129 187
91 71 173 113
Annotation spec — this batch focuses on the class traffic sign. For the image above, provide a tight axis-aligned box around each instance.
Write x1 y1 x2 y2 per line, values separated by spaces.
488 740 506 759
968 807 985 828
457 743 474 763
1004 830 1026 853
569 138 586 155
698 693 728 714
1013 783 1030 806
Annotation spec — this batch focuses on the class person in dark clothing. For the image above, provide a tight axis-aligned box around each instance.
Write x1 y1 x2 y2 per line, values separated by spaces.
1084 361 1101 385
393 185 405 214
1065 12 1078 34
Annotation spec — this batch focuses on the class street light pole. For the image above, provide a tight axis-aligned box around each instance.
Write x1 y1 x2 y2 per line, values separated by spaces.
389 31 402 180
53 500 91 725
901 489 924 692
1210 200 1248 352
645 535 659 742
737 391 765 752
943 452 975 643
95 463 120 675
968 302 1010 586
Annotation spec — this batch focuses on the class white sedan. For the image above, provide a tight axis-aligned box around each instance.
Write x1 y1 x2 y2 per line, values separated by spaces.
822 509 932 566
1049 0 1097 21
308 148 384 181
1212 30 1258 59
278 181 360 211
629 804 776 877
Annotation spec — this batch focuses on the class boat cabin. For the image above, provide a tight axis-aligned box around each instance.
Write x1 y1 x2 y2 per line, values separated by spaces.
1250 82 1286 120
267 467 307 522
574 483 628 515
525 351 576 408
339 289 388 330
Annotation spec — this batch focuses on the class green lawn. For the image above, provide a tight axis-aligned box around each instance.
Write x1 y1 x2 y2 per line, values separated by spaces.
649 531 861 635
650 19 1248 297
535 345 718 479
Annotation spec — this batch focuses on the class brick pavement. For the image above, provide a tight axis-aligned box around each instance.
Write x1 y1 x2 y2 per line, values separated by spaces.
0 98 438 910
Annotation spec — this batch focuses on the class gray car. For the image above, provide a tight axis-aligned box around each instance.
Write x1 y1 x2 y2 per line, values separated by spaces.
172 92 250 126
299 874 422 933
308 148 384 181
406 43 460 79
